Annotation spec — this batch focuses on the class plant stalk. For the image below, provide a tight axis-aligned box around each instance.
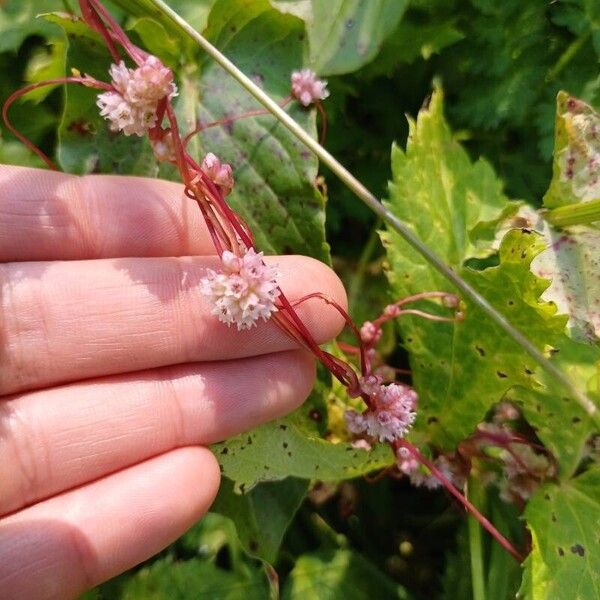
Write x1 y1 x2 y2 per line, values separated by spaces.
545 199 600 227
145 0 599 426
468 477 487 600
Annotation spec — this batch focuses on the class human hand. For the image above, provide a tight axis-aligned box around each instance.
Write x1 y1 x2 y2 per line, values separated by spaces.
0 165 345 599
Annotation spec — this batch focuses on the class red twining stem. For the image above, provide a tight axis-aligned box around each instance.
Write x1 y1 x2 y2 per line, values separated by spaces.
2 77 113 170
396 440 525 563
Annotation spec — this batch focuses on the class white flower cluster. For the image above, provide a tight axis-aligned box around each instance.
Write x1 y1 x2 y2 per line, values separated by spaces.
97 56 177 136
290 69 329 107
345 376 417 442
199 249 280 330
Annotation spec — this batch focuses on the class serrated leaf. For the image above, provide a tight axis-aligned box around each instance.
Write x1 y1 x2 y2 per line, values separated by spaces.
282 549 412 600
382 89 565 448
211 477 308 563
117 557 270 599
519 467 600 600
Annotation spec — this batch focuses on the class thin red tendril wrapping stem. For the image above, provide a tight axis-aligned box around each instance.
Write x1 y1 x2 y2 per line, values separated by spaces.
79 0 121 62
396 440 525 563
291 292 368 376
86 0 147 64
2 76 113 170
183 96 293 149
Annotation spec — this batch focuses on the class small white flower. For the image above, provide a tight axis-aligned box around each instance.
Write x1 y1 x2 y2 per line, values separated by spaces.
291 69 329 107
201 153 234 196
200 249 280 330
344 382 417 443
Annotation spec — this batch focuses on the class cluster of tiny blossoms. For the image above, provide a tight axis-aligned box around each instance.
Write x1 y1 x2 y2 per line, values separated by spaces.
97 56 177 136
199 249 280 331
291 69 329 106
345 375 417 442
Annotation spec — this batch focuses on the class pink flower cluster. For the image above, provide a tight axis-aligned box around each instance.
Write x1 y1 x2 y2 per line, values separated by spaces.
291 69 329 107
201 153 234 197
345 376 417 442
199 248 280 330
397 449 464 490
97 56 177 136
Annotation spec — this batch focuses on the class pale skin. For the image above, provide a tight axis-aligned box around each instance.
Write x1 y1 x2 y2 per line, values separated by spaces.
0 165 346 599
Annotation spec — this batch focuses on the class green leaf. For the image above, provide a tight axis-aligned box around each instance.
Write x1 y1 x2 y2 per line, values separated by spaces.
0 0 64 53
312 0 409 75
213 413 394 492
280 0 409 76
211 477 308 563
117 556 270 599
519 467 600 600
282 549 411 599
382 88 566 447
193 0 329 260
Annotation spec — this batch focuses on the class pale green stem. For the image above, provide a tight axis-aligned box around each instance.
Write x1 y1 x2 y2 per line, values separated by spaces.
468 478 486 600
348 220 381 312
545 199 600 227
146 0 599 425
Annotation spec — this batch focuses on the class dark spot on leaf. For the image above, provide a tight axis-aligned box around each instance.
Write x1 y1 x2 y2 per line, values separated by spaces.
239 483 246 494
551 512 557 522
508 300 514 306
558 547 564 556
346 18 354 28
544 493 551 500
309 409 322 422
525 368 533 375
249 539 258 552
219 464 223 472
475 346 485 357
571 544 585 557
279 424 288 430
283 442 288 449
220 448 229 455
427 416 438 424
287 452 292 457
572 416 581 424
496 371 508 378
67 119 93 136
522 228 532 234
263 465 270 470
315 465 320 470
520 250 527 259
247 436 253 445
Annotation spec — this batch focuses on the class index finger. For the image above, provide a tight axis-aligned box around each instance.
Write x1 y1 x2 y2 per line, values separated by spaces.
0 165 215 262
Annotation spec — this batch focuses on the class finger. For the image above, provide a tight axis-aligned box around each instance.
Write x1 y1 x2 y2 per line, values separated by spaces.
1 254 345 394
0 447 220 600
0 350 314 515
0 165 214 262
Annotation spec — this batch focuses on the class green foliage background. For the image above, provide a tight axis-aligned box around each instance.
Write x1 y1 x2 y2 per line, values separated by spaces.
1 0 599 598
